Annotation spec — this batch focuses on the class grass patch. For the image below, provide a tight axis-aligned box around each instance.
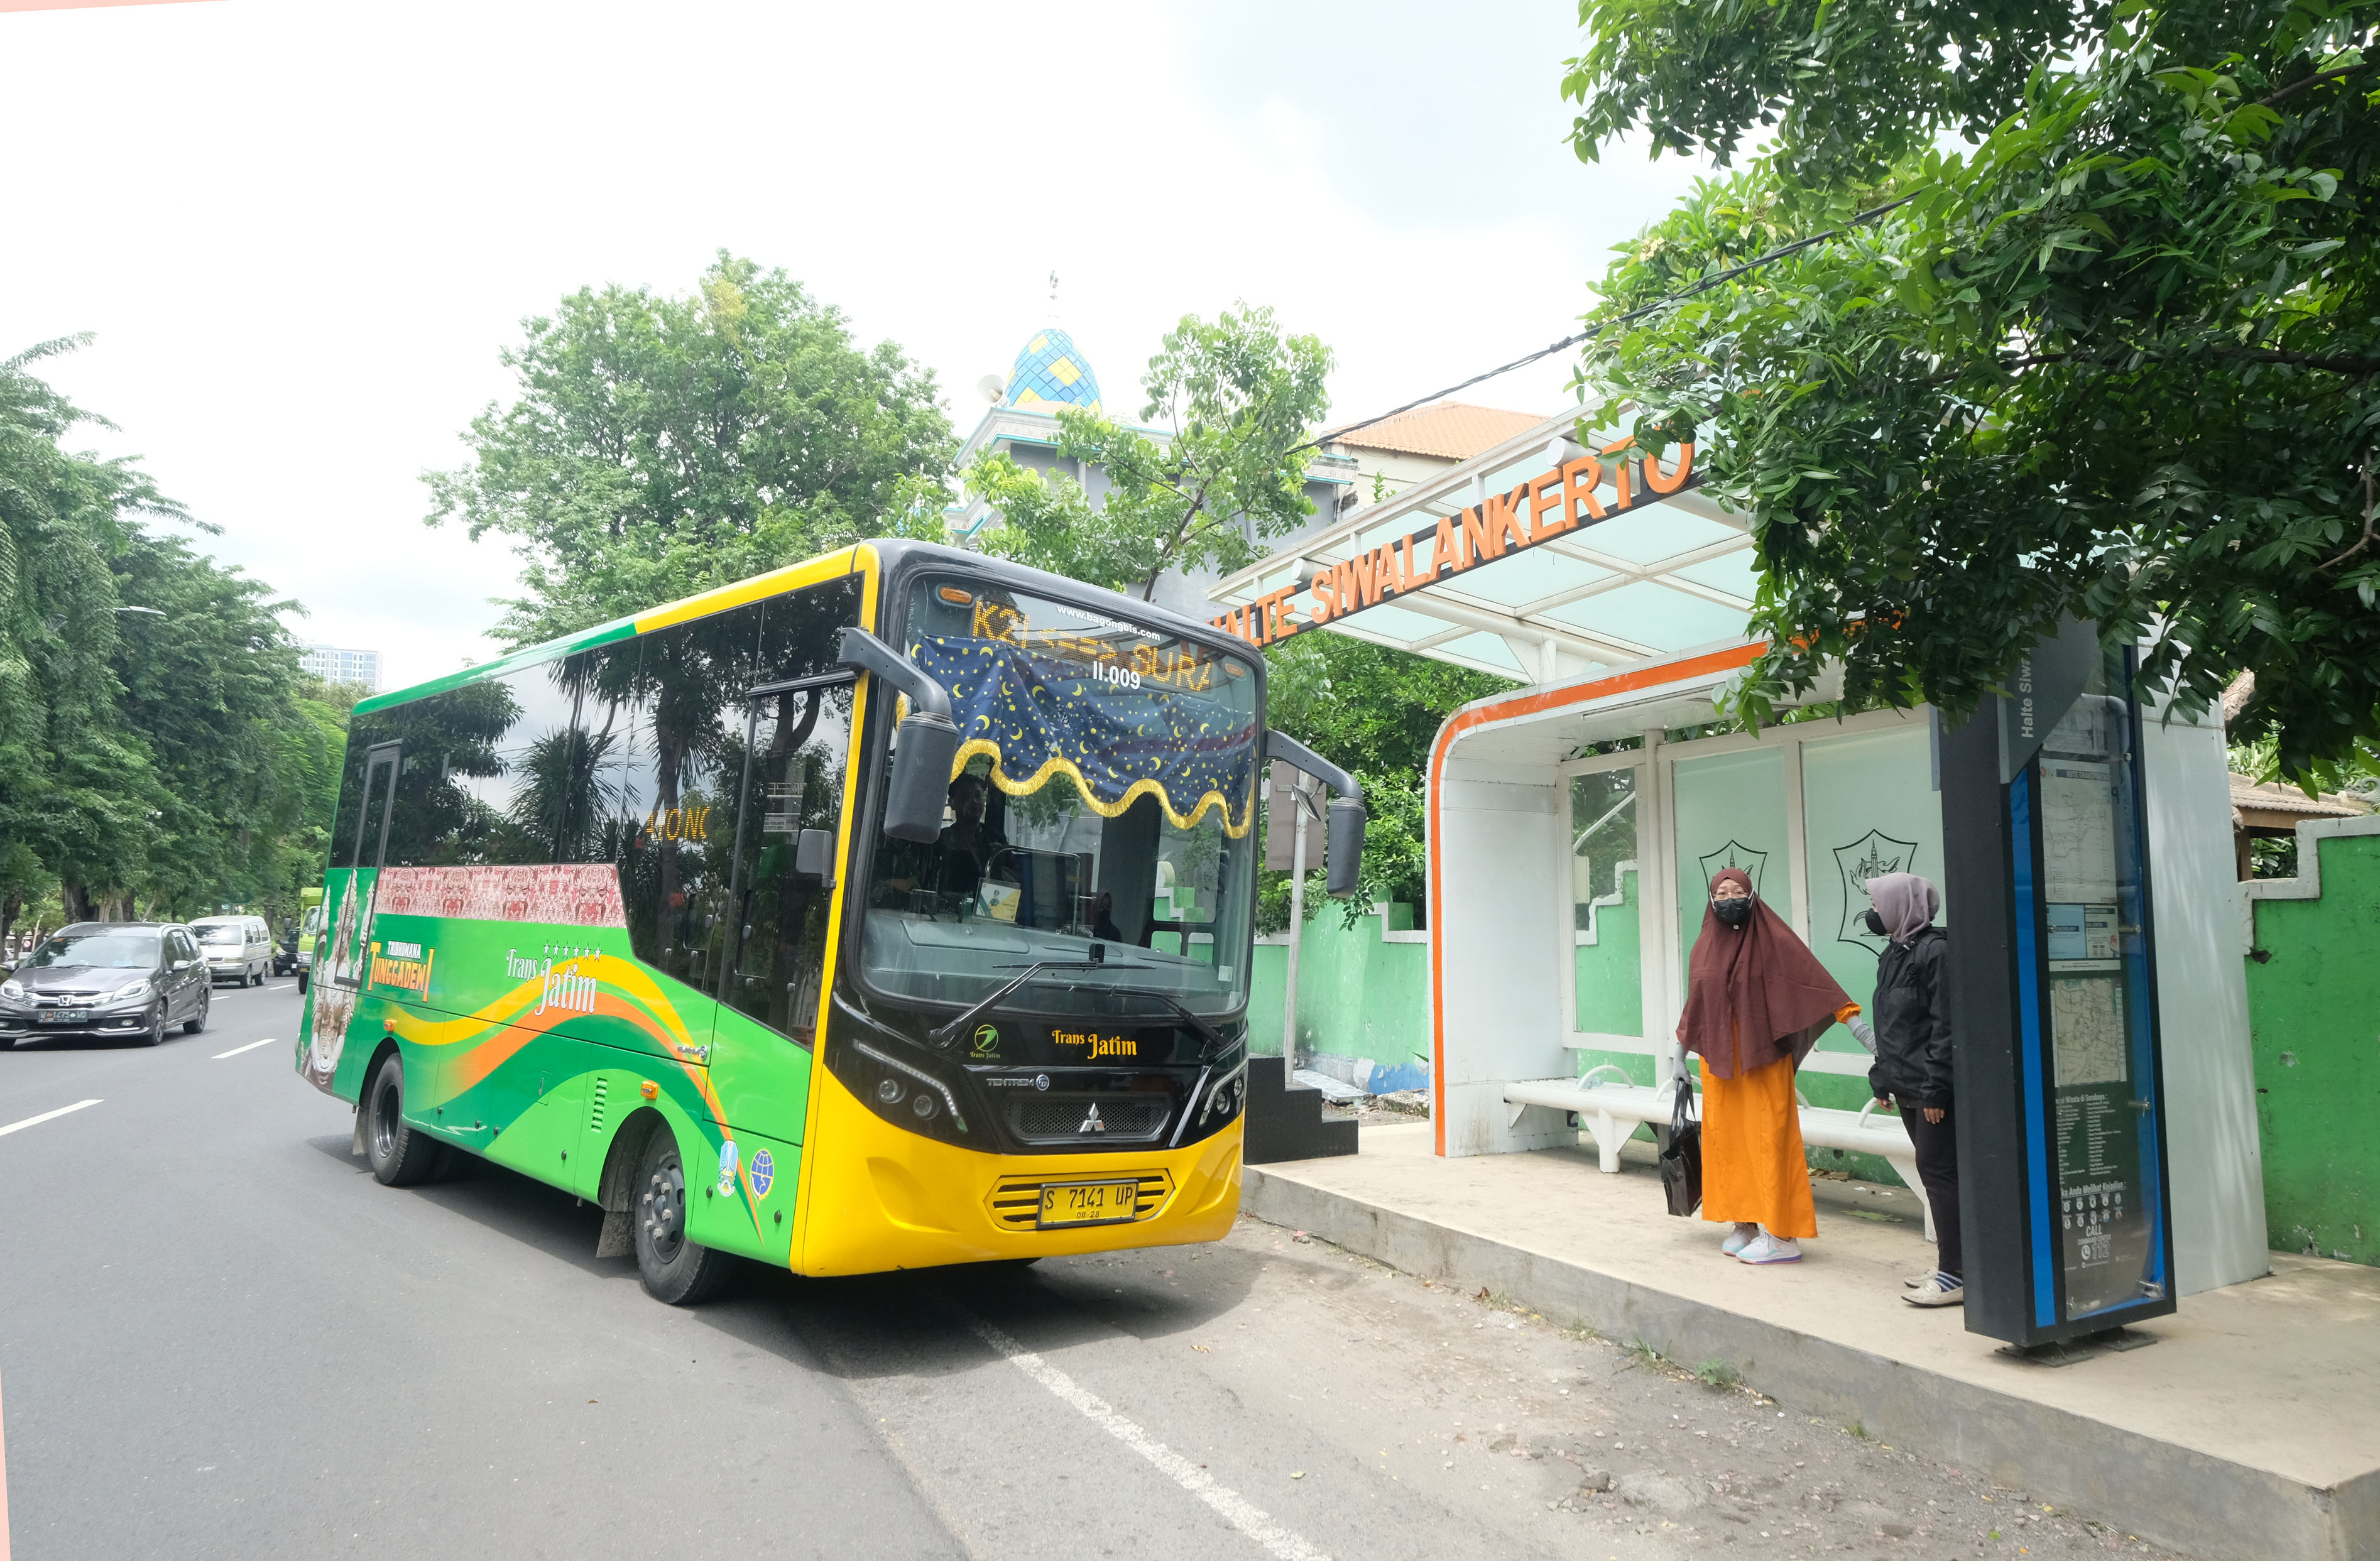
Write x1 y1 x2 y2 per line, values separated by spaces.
1695 1359 1744 1391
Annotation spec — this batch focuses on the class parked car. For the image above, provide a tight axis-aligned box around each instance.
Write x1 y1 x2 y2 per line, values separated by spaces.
190 915 273 986
0 922 210 1047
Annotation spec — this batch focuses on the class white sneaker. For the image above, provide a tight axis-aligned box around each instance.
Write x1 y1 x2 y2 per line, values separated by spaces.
1737 1233 1803 1265
1721 1222 1759 1256
1905 1273 1965 1307
1904 1272 1933 1289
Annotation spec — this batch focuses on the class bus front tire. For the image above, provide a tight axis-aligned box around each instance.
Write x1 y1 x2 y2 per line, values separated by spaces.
366 1053 441 1187
631 1129 734 1306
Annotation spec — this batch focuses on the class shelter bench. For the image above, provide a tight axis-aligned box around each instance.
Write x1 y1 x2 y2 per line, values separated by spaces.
1502 1063 1935 1241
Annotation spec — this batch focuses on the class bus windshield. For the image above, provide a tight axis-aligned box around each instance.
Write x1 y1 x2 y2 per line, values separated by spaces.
858 575 1260 1021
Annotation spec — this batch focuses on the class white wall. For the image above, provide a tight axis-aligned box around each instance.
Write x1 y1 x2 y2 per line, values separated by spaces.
2140 705 2272 1293
1436 759 1576 1157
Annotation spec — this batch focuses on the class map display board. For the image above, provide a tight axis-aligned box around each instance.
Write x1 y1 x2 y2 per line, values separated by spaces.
2031 660 2167 1325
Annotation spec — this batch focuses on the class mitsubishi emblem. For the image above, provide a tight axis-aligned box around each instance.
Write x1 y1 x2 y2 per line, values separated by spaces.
1079 1103 1106 1134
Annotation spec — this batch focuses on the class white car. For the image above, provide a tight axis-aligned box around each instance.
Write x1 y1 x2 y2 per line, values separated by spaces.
190 915 272 986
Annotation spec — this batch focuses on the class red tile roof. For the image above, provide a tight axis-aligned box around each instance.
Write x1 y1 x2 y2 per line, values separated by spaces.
1323 401 1548 462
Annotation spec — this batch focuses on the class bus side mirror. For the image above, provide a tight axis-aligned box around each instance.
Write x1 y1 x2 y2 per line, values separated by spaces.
794 828 838 886
1326 798 1367 898
836 626 964 846
883 711 962 843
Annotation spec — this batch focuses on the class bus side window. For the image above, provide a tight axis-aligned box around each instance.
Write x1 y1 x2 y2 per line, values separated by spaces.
603 607 758 991
723 681 854 1045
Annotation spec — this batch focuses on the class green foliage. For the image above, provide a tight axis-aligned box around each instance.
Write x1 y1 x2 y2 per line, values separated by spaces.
1564 0 2380 782
1260 631 1515 925
1696 1358 1745 1390
0 338 343 933
965 303 1333 599
425 252 956 646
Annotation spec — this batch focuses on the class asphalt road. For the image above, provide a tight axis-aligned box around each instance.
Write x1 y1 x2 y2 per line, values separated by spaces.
0 984 2183 1561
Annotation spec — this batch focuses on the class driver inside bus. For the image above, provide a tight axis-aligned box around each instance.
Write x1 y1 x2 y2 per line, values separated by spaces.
876 773 1001 906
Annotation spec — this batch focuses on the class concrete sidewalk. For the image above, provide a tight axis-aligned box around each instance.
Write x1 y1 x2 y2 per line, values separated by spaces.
1243 1121 2380 1561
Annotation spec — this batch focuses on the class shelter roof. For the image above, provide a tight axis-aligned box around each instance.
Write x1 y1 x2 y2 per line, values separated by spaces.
1207 409 1758 683
1322 401 1547 461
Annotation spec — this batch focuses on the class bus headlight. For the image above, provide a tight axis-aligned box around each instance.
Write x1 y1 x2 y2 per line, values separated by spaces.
876 1077 905 1106
911 1093 938 1121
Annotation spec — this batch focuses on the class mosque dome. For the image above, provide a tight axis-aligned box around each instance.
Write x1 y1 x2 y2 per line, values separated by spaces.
1003 326 1103 418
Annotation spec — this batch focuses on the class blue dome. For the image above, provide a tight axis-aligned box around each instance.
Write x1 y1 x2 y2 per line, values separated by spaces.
1004 327 1103 417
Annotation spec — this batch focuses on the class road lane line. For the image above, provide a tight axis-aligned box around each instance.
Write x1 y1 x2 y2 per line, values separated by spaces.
213 1036 281 1059
265 984 294 992
0 1099 102 1138
959 1311 1331 1561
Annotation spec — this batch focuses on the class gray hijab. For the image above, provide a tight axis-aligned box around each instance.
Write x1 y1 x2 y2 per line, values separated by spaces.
1865 872 1940 944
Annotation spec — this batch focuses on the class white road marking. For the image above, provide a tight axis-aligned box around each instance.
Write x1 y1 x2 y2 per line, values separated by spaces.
213 1037 280 1059
960 1311 1332 1561
0 1099 102 1138
264 984 294 992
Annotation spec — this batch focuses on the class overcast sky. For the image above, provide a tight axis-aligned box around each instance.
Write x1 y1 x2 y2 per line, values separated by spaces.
3 0 1712 690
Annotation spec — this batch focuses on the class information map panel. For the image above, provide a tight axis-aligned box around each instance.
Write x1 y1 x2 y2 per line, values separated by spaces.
1945 622 2176 1349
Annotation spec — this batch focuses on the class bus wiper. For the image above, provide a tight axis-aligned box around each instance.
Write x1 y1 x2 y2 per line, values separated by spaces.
925 959 1149 1049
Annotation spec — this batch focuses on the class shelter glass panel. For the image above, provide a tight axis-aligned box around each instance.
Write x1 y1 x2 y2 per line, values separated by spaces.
1798 723 1946 1060
1570 768 1643 1038
1671 745 1791 998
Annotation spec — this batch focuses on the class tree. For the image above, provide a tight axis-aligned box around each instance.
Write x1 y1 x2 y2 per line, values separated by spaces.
1561 0 2380 780
1259 632 1514 927
0 337 181 922
425 253 957 647
0 338 346 937
111 533 323 923
963 304 1333 599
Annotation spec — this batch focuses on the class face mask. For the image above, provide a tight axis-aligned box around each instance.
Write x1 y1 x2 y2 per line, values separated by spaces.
1863 908 1888 937
1712 898 1752 928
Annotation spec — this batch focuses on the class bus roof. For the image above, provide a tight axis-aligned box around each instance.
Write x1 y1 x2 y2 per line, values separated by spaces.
351 545 876 716
352 538 1257 717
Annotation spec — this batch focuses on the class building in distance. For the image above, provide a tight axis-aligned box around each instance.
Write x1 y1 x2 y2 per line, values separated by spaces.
299 643 381 692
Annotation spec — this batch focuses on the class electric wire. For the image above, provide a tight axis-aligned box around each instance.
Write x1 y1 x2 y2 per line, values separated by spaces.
1304 192 1920 453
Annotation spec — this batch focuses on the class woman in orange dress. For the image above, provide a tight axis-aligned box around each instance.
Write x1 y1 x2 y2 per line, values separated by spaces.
1676 868 1859 1265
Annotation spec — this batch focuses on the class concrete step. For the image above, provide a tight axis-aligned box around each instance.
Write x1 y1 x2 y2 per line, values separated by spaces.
1244 1055 1358 1165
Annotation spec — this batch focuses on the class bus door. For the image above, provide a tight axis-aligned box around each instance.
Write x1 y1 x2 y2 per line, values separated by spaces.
332 742 400 989
707 674 856 1143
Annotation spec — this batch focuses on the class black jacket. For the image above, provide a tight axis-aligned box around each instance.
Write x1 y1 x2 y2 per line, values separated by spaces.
1867 925 1953 1108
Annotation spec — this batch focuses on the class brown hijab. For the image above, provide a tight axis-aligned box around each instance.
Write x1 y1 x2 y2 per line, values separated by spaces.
1677 868 1855 1079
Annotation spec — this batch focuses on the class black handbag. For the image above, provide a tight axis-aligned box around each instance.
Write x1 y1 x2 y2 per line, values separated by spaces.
1659 1073 1703 1216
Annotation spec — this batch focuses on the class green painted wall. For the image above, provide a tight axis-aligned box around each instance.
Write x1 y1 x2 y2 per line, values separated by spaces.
1249 904 1430 1087
2246 827 2380 1264
1575 866 1643 1036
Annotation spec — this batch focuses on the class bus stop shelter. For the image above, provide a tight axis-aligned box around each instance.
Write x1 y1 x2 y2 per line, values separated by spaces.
1205 408 2269 1302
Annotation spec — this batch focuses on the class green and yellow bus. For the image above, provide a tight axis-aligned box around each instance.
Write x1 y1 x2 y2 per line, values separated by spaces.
297 541 1362 1302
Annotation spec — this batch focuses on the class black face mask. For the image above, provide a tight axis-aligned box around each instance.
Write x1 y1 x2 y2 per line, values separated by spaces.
1863 908 1889 937
1712 898 1752 928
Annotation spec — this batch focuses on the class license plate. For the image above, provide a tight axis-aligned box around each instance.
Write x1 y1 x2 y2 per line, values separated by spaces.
38 1010 92 1025
1037 1179 1140 1229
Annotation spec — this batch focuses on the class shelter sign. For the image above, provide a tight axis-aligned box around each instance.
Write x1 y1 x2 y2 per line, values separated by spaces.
1943 627 2176 1348
1208 440 1700 649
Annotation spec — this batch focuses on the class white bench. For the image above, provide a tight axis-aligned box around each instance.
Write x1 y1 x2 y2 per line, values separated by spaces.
1503 1064 1935 1241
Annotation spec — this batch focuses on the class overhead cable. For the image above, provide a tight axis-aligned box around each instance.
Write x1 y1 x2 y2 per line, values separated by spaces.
1304 192 1919 453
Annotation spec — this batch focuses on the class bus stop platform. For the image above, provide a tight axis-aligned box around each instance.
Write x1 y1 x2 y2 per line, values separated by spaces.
1241 1122 2380 1561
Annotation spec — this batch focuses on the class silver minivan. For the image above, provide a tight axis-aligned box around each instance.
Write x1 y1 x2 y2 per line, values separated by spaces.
190 915 273 986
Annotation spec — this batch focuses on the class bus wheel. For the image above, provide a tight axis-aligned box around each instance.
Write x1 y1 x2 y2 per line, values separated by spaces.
366 1053 441 1187
632 1129 734 1306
